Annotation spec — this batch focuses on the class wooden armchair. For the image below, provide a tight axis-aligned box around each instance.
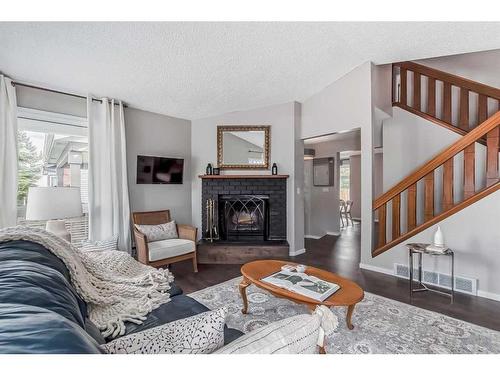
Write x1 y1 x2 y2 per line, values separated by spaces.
132 210 198 272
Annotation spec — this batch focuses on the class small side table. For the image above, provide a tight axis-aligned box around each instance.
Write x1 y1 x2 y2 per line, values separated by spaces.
406 243 454 303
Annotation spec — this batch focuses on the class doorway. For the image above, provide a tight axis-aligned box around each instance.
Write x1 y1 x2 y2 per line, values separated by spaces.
302 129 361 241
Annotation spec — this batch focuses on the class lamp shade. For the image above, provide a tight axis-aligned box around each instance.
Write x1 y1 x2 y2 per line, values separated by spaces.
26 187 83 221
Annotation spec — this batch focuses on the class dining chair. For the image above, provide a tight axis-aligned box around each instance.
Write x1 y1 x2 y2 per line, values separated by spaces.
339 199 346 227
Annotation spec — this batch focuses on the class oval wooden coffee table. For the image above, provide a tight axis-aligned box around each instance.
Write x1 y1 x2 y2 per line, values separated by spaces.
239 260 364 330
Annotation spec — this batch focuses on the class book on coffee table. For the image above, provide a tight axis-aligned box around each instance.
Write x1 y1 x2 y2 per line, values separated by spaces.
261 269 340 302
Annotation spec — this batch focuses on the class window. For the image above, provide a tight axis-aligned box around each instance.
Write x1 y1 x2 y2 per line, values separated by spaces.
16 107 89 244
339 159 350 201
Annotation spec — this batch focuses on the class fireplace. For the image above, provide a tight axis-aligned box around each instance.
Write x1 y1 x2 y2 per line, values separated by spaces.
218 195 269 241
201 175 287 242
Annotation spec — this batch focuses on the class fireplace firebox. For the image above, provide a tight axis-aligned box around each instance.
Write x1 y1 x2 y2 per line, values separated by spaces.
218 195 269 241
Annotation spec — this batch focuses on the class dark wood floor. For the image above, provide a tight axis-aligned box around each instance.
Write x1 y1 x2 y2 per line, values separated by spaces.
172 225 500 331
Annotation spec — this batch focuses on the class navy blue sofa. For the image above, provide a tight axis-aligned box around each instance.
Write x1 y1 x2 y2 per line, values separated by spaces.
0 240 243 353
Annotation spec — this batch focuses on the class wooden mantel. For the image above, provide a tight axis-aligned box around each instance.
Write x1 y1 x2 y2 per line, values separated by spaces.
198 174 289 179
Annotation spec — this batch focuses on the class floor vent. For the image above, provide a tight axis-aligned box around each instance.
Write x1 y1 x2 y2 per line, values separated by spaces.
393 263 477 296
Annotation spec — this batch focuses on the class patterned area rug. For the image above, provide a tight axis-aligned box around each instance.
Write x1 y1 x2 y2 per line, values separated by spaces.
188 277 500 354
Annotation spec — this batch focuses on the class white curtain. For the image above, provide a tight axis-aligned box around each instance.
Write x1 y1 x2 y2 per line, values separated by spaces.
0 75 18 228
87 97 131 252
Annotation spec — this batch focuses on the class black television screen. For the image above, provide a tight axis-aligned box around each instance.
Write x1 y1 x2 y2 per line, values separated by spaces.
136 155 184 184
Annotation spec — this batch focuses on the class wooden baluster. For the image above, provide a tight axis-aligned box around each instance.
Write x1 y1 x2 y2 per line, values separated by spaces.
378 204 387 247
478 94 488 123
392 195 401 240
486 126 500 186
400 68 407 106
442 159 454 211
443 82 452 124
464 145 475 199
424 172 434 221
407 184 417 231
478 93 489 148
459 88 470 131
413 72 421 111
427 77 436 116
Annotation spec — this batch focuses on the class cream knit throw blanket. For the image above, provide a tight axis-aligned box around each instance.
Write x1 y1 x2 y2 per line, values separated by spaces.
0 226 174 339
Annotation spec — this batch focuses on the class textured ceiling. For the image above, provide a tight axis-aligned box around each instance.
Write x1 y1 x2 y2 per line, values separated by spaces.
1 22 500 120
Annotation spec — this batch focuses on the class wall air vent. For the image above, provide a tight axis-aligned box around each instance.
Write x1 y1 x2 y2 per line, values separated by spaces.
393 263 477 295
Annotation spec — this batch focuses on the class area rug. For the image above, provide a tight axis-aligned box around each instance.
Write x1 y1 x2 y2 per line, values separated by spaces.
188 277 500 354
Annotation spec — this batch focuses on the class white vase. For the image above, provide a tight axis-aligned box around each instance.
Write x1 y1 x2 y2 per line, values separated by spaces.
433 226 445 247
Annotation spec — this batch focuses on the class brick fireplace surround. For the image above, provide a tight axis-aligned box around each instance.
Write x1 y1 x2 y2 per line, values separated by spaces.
200 175 288 242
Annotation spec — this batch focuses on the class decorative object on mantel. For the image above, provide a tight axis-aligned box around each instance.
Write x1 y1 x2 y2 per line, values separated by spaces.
272 163 278 175
213 167 220 175
425 226 446 253
206 163 213 175
217 125 270 169
205 198 219 242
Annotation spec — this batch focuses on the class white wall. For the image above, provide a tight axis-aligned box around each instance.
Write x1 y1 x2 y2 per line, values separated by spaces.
191 102 304 254
16 85 86 117
302 62 373 262
125 108 192 225
364 107 499 300
417 49 500 89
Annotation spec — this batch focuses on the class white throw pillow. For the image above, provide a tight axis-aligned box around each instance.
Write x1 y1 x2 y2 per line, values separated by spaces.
80 236 118 252
135 221 178 242
215 306 338 354
102 308 227 354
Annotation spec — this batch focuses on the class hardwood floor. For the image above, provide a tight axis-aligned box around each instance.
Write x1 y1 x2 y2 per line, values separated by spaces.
172 224 500 331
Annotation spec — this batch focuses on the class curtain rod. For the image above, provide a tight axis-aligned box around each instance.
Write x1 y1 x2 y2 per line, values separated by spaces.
11 81 127 108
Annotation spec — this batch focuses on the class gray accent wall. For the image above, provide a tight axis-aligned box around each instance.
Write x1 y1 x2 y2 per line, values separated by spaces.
125 107 192 225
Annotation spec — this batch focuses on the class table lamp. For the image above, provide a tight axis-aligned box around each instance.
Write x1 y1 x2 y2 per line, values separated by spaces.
26 187 83 242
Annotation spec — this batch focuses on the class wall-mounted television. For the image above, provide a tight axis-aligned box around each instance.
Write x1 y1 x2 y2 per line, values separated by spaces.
136 155 184 184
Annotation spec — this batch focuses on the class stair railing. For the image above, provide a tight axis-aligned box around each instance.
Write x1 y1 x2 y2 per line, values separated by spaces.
393 61 500 138
373 111 500 257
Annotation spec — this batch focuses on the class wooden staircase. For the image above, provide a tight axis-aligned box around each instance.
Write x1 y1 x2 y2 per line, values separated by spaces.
373 62 500 257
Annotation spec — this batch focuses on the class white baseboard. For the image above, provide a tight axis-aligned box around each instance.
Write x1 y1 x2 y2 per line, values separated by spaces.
304 234 322 239
326 231 340 236
477 289 500 302
359 263 500 302
359 263 394 276
289 248 306 256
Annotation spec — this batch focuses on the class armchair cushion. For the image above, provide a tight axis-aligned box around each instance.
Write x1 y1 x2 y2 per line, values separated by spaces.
148 239 195 262
134 221 178 242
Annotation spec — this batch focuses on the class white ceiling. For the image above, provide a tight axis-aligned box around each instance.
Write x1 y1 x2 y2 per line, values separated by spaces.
1 22 500 120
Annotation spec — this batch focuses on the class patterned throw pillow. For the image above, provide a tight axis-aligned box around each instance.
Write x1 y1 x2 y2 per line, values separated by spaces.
102 308 227 354
80 236 118 252
215 308 338 354
134 221 178 242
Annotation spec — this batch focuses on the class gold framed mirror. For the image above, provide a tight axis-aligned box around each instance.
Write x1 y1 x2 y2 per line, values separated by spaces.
217 125 270 169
